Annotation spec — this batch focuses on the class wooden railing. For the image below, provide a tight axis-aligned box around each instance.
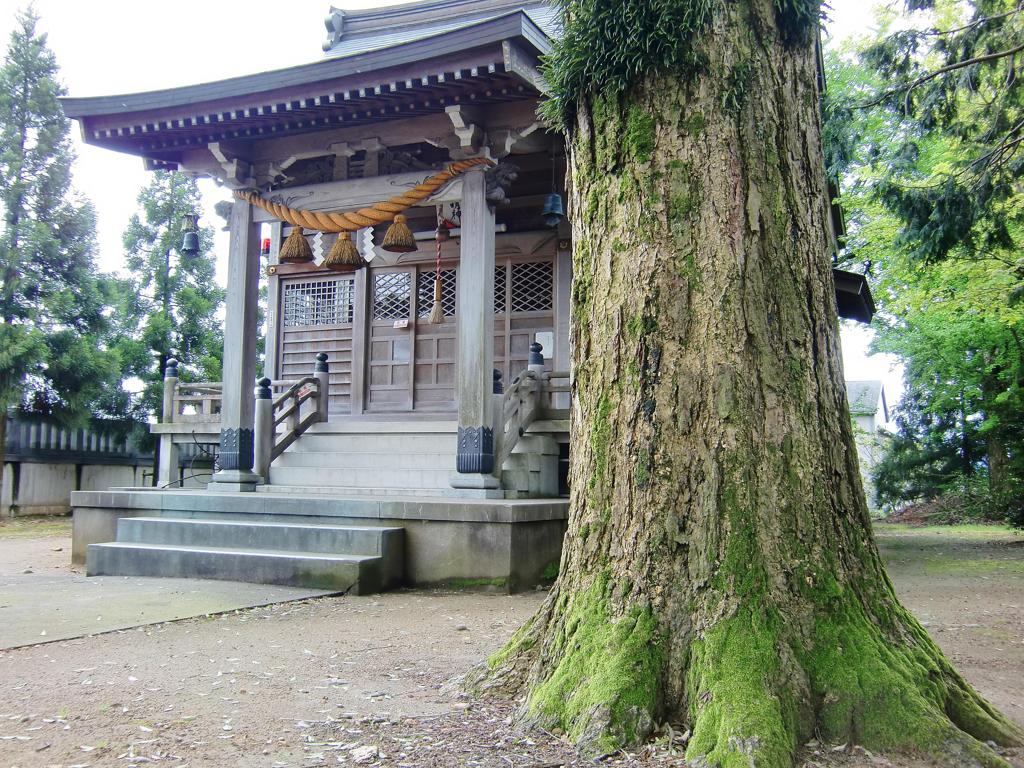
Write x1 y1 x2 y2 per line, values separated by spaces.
160 360 223 425
493 343 569 473
253 353 330 478
155 354 329 487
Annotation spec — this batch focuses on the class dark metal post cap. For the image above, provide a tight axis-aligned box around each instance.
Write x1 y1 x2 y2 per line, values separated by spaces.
529 342 544 365
493 368 503 395
255 377 272 399
165 358 179 377
315 352 329 373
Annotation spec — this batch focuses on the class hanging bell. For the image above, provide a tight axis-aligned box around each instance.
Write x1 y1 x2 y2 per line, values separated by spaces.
180 211 200 257
435 221 451 243
180 229 199 257
323 232 367 271
541 193 565 228
279 226 315 263
382 214 417 253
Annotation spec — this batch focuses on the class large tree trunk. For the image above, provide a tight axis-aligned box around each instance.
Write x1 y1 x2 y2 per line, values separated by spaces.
476 1 1022 765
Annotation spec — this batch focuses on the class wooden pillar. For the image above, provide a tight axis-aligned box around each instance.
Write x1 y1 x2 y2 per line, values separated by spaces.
209 198 262 492
263 221 282 380
449 168 502 497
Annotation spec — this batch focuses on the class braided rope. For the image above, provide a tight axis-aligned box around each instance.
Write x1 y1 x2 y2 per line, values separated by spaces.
234 157 493 233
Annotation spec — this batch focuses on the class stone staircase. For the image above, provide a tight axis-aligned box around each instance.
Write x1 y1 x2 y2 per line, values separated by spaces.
86 516 404 594
263 420 456 497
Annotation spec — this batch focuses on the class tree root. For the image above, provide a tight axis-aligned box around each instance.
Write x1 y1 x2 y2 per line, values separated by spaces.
476 583 1023 768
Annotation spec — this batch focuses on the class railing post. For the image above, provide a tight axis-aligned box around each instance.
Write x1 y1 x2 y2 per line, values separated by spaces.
528 342 546 413
157 435 179 488
314 353 330 423
162 357 178 424
528 341 545 375
491 369 504 482
157 357 180 488
253 377 273 481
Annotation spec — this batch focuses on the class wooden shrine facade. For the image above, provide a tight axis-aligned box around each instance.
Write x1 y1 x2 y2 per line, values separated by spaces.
273 237 565 416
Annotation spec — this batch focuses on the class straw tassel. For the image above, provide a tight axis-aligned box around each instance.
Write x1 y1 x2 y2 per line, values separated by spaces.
382 214 417 253
427 276 445 324
279 226 314 263
427 217 447 324
323 232 367 271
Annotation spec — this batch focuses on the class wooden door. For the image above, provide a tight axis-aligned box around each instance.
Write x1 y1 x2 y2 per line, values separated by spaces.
367 267 415 411
278 274 356 413
413 267 458 411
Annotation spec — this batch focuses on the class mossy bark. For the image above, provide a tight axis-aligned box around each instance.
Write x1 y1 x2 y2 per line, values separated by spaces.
475 1 1024 765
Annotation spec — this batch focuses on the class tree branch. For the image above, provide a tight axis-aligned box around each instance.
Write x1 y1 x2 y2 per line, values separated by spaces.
860 42 1024 110
924 6 1023 38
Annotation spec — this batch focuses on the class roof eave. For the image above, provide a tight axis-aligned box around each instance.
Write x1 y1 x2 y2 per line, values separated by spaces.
61 11 550 120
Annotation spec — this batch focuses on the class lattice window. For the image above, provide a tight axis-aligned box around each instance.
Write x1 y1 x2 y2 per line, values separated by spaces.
494 264 507 314
373 272 412 320
417 269 457 318
510 261 553 313
282 278 355 327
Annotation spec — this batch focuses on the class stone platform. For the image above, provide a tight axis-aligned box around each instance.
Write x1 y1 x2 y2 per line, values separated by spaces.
70 488 568 592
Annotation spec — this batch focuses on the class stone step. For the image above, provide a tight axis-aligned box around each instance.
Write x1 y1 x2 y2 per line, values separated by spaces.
267 466 450 490
255 485 447 498
304 420 457 435
283 432 457 454
86 542 391 593
118 517 403 560
272 450 452 470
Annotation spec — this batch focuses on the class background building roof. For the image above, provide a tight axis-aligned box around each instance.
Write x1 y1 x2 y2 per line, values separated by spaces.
847 380 888 419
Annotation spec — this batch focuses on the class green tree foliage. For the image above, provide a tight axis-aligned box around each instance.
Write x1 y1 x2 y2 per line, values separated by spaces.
860 0 1023 266
115 171 223 420
0 9 122 445
823 4 1024 522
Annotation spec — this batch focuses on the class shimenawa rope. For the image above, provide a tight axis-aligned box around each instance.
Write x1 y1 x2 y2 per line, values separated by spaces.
233 157 492 233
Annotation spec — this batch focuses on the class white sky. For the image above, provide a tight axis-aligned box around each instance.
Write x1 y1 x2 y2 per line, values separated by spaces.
0 0 903 417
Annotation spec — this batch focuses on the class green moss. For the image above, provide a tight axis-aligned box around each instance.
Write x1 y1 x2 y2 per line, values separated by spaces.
680 112 707 135
542 561 560 581
590 392 615 487
635 457 651 488
624 104 656 164
0 514 72 539
685 608 796 767
667 160 700 228
526 572 662 752
626 312 657 339
444 577 508 589
722 59 753 115
799 586 1019 763
487 614 536 669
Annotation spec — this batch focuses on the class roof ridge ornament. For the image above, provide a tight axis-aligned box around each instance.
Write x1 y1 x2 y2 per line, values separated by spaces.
323 8 346 52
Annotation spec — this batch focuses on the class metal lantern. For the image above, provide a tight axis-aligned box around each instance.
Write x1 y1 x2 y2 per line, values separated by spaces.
541 192 564 228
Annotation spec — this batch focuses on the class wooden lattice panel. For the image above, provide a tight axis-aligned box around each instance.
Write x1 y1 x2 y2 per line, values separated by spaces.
282 278 355 327
417 269 458 318
372 272 412 320
510 261 553 313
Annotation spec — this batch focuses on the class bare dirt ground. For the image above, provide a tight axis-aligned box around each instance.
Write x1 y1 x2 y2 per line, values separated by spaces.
0 517 1021 768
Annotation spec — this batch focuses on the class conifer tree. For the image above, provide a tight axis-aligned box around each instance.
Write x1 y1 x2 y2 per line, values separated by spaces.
115 171 223 424
0 8 121 498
